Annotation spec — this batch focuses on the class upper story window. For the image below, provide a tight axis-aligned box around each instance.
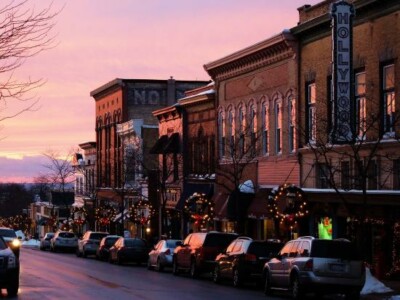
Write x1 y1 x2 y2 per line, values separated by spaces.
275 99 282 154
355 71 366 139
307 83 317 143
288 95 296 152
382 63 395 136
227 108 235 156
249 103 257 156
262 101 269 155
218 110 225 157
238 104 245 156
393 159 400 190
316 163 330 189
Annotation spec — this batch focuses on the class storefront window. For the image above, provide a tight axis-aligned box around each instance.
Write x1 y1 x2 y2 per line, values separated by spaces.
318 217 333 239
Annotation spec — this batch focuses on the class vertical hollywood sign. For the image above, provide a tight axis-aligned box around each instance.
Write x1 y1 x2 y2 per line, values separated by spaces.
330 1 355 143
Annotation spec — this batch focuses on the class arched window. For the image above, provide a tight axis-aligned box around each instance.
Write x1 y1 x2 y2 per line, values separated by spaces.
238 104 245 156
275 98 283 154
249 102 257 155
227 107 235 156
218 109 225 157
288 94 296 152
261 100 269 155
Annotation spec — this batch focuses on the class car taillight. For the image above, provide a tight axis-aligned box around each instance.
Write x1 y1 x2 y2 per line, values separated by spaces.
304 259 313 271
245 253 257 262
164 249 170 255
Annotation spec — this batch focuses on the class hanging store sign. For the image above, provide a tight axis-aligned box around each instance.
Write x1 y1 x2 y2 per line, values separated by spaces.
330 1 355 143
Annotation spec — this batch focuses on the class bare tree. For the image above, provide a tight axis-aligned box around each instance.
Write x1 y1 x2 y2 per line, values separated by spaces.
0 0 60 123
41 149 75 192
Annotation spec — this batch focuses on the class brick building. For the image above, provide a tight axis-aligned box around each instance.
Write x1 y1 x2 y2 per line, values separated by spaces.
152 83 215 238
204 31 299 239
90 77 209 235
292 0 400 277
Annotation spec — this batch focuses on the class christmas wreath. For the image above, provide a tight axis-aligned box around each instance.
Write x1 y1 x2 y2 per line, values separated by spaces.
183 192 214 227
267 184 308 225
129 199 155 225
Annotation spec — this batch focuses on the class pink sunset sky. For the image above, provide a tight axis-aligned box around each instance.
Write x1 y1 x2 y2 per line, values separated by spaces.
0 0 320 183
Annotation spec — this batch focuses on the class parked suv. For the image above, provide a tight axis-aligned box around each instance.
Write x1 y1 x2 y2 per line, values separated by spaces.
76 231 109 258
0 227 21 257
172 231 238 278
50 230 78 252
263 236 365 299
213 237 283 287
0 235 20 297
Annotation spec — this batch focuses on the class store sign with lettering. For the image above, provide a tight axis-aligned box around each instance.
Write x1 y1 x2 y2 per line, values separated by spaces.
330 1 355 143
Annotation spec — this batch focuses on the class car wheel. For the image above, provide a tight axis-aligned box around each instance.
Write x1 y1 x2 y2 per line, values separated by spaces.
291 275 304 300
156 258 163 272
108 255 113 264
172 258 179 276
117 254 123 265
264 272 272 295
82 249 87 258
76 248 81 257
213 265 221 284
190 259 199 278
233 268 242 288
147 258 152 270
7 279 19 297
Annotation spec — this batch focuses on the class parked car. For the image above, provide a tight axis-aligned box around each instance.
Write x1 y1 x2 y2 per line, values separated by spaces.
50 231 78 252
0 227 21 257
76 231 109 258
213 237 283 287
96 235 121 261
109 237 149 265
263 236 366 299
148 239 182 272
172 231 238 278
39 232 54 251
0 235 20 297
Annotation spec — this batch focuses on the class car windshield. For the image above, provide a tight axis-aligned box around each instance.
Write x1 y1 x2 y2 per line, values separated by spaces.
90 233 108 240
58 232 75 238
248 242 283 257
204 233 237 247
311 240 361 260
0 229 17 238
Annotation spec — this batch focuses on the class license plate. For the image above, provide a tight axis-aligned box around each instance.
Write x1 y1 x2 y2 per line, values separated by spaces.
330 263 345 272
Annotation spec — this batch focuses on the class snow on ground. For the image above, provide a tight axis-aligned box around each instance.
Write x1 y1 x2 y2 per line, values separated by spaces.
22 239 40 247
361 268 393 295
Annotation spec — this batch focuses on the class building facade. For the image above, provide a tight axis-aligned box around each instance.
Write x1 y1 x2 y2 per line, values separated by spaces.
91 77 209 236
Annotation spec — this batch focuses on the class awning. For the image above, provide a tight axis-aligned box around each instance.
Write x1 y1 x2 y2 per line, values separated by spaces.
113 209 130 223
164 133 180 153
227 189 255 221
247 188 271 219
176 182 214 210
149 135 168 154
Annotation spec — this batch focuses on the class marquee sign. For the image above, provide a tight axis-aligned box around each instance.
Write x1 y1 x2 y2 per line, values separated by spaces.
330 1 355 143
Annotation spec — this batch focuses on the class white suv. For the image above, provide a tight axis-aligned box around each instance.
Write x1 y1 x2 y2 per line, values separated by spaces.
263 236 365 299
50 231 78 252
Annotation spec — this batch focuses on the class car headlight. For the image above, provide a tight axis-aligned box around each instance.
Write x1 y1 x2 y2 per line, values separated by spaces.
7 255 16 268
11 239 21 248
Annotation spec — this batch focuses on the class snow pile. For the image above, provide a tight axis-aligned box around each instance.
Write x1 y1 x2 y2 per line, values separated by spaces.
22 239 40 247
361 267 393 295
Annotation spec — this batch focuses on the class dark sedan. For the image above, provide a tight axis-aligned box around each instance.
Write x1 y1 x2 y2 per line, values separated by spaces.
96 235 121 261
109 237 149 265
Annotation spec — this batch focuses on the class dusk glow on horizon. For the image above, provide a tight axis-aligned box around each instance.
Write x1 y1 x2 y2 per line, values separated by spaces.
0 0 320 183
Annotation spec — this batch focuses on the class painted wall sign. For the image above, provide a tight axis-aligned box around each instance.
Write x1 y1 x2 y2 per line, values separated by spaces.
330 1 355 143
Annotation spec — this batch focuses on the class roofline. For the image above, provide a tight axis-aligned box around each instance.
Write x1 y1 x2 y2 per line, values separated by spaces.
204 31 295 72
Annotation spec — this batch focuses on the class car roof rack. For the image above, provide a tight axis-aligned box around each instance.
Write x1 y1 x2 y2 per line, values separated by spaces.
236 236 252 241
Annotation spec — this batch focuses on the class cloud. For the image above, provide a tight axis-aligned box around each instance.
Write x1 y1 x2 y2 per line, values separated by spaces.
0 156 51 183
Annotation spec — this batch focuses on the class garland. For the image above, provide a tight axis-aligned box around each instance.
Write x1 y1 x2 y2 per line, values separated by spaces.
129 199 155 225
183 192 214 228
267 184 308 225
